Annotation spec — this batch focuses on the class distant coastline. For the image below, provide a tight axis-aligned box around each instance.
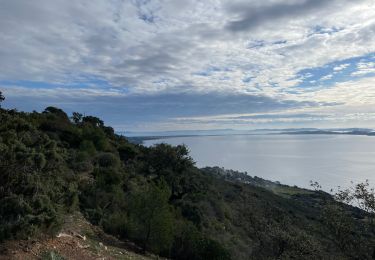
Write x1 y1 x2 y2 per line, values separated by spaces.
123 128 375 144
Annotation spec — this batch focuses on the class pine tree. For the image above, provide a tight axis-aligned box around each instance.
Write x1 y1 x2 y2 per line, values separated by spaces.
0 91 4 108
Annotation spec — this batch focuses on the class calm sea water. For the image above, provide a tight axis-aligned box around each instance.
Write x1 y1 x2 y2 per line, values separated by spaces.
144 134 375 190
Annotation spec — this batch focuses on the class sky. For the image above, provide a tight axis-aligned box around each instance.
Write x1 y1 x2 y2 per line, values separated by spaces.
1 0 375 132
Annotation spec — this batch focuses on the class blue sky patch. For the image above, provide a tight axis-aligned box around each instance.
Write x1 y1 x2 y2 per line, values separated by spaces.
292 53 375 89
0 75 119 92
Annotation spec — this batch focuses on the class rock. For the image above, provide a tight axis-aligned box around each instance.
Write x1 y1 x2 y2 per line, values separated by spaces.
78 242 90 249
75 233 87 241
57 233 72 238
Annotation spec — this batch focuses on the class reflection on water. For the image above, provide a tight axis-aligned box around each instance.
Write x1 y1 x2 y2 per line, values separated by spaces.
144 135 375 190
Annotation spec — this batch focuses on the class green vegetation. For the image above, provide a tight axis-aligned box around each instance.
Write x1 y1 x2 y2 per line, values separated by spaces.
1 105 375 259
40 251 66 260
0 91 4 108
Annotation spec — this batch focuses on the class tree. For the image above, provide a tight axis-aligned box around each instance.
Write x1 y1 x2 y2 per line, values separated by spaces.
311 181 375 257
335 180 375 214
43 106 69 121
128 180 174 254
82 116 104 127
335 180 375 232
143 144 196 200
71 112 83 124
0 91 4 108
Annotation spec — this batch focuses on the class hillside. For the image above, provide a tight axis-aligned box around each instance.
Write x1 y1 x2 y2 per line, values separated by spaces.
0 212 157 260
1 107 375 259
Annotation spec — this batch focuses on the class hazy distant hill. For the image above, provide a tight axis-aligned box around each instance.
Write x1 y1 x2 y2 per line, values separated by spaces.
123 127 375 145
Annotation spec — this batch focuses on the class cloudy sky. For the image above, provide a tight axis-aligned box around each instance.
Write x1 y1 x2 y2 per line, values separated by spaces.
1 0 375 131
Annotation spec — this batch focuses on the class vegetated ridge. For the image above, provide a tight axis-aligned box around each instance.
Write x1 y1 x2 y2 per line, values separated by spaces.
1 106 375 259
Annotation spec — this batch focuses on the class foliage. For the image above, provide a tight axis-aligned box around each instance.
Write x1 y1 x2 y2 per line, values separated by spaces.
311 181 375 258
0 110 78 240
0 91 4 107
335 180 375 213
71 112 83 124
127 180 174 254
40 250 66 260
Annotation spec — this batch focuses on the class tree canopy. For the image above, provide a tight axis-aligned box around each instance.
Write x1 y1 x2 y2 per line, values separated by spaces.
0 91 4 107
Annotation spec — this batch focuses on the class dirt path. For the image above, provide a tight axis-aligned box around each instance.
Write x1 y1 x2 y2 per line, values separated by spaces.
0 213 159 260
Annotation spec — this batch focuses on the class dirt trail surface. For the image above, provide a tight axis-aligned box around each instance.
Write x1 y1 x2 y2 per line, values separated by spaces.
0 213 159 260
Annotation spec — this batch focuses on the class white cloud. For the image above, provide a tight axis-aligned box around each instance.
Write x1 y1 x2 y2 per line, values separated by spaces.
0 1 374 92
320 74 333 81
352 62 375 76
333 63 350 72
164 76 375 129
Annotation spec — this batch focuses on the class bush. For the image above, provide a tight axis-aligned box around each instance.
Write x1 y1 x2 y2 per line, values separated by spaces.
127 181 174 254
40 250 66 260
172 221 231 260
96 152 120 168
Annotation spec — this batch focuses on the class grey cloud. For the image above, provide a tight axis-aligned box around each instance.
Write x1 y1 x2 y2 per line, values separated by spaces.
226 0 346 32
232 113 322 120
120 53 179 75
3 88 321 128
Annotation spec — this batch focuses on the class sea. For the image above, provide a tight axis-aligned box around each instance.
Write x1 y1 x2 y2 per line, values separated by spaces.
144 134 375 191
